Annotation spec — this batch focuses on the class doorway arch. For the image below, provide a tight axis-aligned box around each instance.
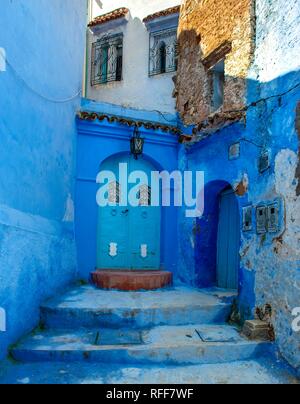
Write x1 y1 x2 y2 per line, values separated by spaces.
195 180 240 289
97 153 162 270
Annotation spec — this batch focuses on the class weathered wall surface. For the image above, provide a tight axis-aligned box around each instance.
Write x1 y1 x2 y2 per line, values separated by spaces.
246 0 300 370
0 0 86 358
87 0 180 114
176 0 255 125
177 0 300 371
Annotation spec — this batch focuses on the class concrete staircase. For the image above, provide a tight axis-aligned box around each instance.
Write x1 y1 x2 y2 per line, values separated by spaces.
11 285 273 367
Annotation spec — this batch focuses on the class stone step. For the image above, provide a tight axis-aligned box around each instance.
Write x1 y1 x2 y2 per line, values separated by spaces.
40 286 236 329
92 270 173 291
11 324 273 365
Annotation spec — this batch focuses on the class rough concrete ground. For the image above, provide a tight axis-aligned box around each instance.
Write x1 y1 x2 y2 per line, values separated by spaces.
2 285 298 384
0 358 298 384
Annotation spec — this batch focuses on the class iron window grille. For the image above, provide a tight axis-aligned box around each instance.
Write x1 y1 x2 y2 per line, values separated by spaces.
138 185 152 206
149 28 178 76
91 34 123 86
108 181 121 205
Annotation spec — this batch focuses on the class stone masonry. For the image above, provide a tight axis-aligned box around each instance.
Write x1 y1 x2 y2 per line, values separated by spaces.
175 0 256 126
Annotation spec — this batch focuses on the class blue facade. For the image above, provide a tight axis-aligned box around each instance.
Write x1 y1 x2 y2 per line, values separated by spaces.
0 0 86 359
0 0 299 379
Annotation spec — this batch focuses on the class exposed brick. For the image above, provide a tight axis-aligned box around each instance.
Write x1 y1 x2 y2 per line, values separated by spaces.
176 0 256 126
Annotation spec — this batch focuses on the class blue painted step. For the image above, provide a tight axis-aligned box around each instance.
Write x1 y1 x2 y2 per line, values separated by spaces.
11 324 273 365
40 286 236 329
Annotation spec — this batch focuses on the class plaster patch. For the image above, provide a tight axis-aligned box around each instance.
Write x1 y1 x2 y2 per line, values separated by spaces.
275 150 300 258
190 234 195 249
63 194 75 223
275 149 298 197
235 173 249 196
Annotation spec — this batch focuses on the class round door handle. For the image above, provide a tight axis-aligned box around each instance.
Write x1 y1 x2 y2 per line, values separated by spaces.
111 209 117 216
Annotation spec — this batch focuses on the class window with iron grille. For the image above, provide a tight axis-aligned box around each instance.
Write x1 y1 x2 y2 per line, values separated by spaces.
149 28 178 76
91 34 123 86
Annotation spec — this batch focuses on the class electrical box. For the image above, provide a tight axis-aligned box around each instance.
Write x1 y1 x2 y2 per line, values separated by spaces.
267 202 279 233
242 206 253 232
258 150 270 173
256 206 267 234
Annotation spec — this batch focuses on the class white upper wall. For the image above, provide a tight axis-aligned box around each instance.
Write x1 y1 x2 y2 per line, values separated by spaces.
87 0 181 114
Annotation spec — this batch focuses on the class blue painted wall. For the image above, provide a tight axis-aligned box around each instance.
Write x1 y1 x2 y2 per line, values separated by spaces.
0 0 86 359
177 0 300 368
76 100 179 279
178 71 300 366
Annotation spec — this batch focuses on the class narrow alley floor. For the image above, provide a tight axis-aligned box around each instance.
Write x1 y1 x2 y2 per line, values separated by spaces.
0 285 298 384
0 358 298 384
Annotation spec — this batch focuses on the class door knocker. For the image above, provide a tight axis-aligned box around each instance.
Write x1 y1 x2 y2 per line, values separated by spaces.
109 243 118 257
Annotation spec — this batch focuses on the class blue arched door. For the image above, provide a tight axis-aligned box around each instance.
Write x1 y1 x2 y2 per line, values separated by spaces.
97 154 161 270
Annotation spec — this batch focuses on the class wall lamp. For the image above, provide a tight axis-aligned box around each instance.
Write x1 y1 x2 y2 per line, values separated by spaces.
130 126 144 160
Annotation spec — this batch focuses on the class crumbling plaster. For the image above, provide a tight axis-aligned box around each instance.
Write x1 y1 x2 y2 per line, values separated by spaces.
176 0 256 125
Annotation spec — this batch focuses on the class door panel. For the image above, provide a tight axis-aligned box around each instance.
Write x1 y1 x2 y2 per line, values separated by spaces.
130 205 161 269
98 205 129 268
217 188 240 289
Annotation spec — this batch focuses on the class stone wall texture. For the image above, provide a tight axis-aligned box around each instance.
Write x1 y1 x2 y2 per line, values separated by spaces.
176 0 255 125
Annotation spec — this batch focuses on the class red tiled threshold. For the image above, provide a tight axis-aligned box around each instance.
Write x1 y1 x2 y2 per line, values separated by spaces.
91 270 173 291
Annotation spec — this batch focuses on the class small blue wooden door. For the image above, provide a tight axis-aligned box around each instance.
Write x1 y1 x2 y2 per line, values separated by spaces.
97 155 161 270
217 188 240 289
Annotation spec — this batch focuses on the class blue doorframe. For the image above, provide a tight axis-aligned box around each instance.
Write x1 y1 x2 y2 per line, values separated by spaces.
76 102 179 280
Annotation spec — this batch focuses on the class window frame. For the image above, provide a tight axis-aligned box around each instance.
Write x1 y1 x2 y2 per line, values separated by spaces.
148 28 178 77
91 33 124 86
202 41 232 113
210 59 225 112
